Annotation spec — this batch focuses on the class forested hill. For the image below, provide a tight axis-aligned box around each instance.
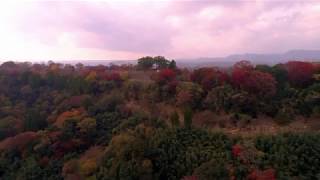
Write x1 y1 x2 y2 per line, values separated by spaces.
0 57 319 179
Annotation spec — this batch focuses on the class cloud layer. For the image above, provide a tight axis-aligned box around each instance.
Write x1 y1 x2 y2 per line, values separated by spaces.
0 0 320 60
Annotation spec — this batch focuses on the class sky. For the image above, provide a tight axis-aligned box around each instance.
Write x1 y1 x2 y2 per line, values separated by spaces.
0 0 320 61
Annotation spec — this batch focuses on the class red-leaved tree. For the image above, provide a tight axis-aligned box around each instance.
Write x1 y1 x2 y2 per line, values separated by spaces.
0 131 39 152
156 68 176 84
248 169 276 180
244 71 277 97
232 61 276 97
191 67 229 91
232 144 243 158
285 61 315 87
232 61 254 89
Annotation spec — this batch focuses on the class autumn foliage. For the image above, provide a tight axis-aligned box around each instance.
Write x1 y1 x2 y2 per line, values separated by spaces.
51 139 85 158
155 68 176 84
62 146 104 178
285 61 315 87
182 176 199 180
232 144 243 157
54 108 87 128
102 72 122 82
191 67 229 91
248 169 276 180
232 61 277 97
0 59 320 179
0 131 39 152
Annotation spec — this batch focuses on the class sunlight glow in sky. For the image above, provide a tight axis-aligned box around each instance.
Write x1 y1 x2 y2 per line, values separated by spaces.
0 0 319 60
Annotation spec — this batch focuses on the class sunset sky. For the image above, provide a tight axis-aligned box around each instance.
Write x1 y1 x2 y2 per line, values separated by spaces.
0 0 320 61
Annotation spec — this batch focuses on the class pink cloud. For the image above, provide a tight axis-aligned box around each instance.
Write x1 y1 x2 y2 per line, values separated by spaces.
1 0 320 60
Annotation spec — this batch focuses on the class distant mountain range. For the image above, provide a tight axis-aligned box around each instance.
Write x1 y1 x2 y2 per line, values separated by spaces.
106 49 320 68
1 49 320 68
177 49 320 68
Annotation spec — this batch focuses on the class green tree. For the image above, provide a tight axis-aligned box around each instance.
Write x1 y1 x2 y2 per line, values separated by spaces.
169 60 177 69
137 56 155 70
170 111 180 127
183 108 193 129
154 56 170 69
61 119 78 139
78 118 97 139
24 109 47 131
204 85 234 113
193 159 230 180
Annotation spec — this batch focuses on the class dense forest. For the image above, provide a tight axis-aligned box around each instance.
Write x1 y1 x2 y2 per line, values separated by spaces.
0 57 319 180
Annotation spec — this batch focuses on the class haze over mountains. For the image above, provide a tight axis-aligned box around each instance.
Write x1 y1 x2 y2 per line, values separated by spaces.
79 49 320 67
1 49 320 68
177 49 320 68
77 49 320 67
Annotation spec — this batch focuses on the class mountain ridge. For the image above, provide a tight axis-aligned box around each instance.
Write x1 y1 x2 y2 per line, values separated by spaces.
1 49 320 67
177 49 320 67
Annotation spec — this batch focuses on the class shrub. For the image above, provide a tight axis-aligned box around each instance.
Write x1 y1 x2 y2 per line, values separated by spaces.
193 159 230 180
255 133 320 179
274 107 295 125
183 108 193 129
151 128 232 180
313 106 320 118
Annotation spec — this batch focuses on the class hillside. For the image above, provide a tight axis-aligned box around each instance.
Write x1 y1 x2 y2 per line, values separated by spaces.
0 57 319 179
